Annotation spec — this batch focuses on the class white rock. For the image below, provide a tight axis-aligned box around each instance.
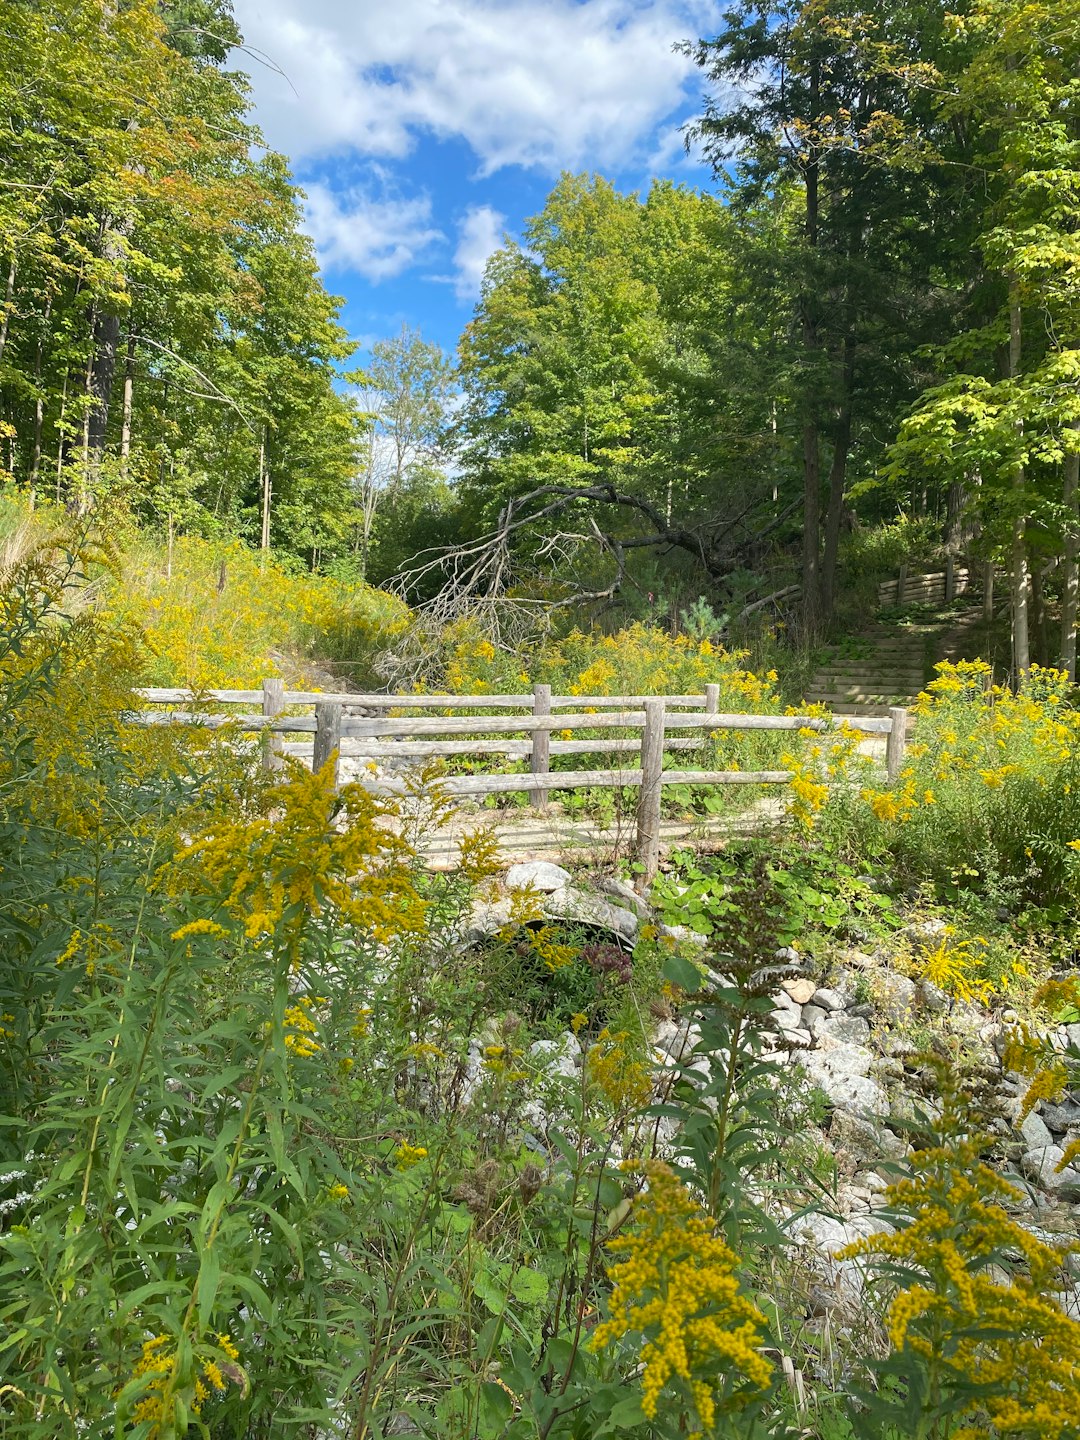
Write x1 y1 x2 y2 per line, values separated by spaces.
779 1027 813 1049
506 861 572 892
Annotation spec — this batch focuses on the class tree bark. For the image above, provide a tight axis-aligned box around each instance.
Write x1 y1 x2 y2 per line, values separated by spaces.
1061 427 1079 680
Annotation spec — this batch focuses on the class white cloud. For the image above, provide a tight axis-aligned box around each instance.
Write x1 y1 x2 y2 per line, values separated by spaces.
451 205 506 300
232 0 716 175
302 181 444 281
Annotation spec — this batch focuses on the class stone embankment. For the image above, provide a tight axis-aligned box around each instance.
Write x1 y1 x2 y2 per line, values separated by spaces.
468 863 1080 1320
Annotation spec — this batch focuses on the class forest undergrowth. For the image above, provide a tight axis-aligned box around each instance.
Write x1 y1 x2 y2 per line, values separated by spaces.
3 525 1080 1440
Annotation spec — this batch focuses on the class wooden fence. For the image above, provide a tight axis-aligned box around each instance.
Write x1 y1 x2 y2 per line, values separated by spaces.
878 560 971 608
134 684 908 882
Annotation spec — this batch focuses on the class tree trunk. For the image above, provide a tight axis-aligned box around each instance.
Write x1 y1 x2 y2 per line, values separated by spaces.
259 430 271 551
798 83 822 636
0 259 15 366
119 322 136 475
820 332 855 621
801 422 821 632
1062 427 1079 680
1029 557 1048 668
1008 284 1029 676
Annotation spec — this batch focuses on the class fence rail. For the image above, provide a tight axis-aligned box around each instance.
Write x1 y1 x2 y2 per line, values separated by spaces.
132 682 907 882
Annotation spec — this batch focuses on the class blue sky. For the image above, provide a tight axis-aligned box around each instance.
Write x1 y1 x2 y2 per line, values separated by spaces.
231 0 718 362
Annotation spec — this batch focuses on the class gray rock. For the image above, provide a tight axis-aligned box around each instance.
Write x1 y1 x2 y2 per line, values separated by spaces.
874 971 917 1023
790 1212 895 1307
801 1044 887 1116
1021 1145 1080 1200
813 987 846 1013
831 1109 907 1162
1066 1025 1080 1051
657 923 708 950
595 874 653 918
1041 1100 1080 1135
810 1012 872 1048
801 1003 828 1031
778 1026 813 1049
906 918 947 942
463 897 516 942
1049 1290 1080 1320
919 979 948 1014
653 1017 702 1060
529 1035 581 1080
544 887 638 940
1019 1111 1055 1151
775 946 801 963
506 860 572 893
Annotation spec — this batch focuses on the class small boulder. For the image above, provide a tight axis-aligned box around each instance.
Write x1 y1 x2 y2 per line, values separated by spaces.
595 875 653 918
783 977 816 1005
544 886 638 940
1021 1144 1080 1201
801 1044 887 1117
810 1012 872 1048
506 861 572 893
813 987 846 1013
874 971 917 1023
529 1034 581 1080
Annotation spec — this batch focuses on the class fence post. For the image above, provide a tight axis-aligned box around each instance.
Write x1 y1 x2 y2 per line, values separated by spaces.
886 706 908 783
944 554 956 603
636 698 666 890
704 682 720 720
313 701 342 786
530 683 551 809
897 564 908 606
262 677 284 771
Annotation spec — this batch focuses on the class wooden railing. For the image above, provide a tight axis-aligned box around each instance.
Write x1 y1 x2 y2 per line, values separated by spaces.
134 683 908 881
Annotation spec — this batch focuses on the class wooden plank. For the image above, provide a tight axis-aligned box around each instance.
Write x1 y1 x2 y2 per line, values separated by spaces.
357 767 794 798
636 698 665 887
138 688 263 703
338 710 844 739
130 711 318 732
285 735 731 760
